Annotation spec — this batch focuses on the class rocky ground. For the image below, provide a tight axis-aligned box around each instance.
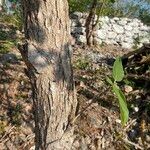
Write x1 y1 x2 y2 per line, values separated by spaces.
0 22 150 150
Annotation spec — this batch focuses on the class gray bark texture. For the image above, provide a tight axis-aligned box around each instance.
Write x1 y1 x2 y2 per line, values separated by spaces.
20 0 77 149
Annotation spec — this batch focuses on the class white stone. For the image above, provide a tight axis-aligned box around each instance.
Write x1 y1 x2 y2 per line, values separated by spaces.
93 38 102 45
96 30 107 40
108 31 117 39
124 25 133 31
125 31 133 37
71 27 86 34
118 20 127 26
121 42 133 49
100 16 110 23
132 18 141 23
140 38 150 43
116 35 125 42
77 35 86 43
110 19 116 23
124 37 134 43
78 18 86 26
140 25 149 31
71 19 78 27
113 24 124 34
139 22 144 27
132 28 140 34
101 24 111 31
128 22 139 27
134 107 139 112
116 119 121 124
113 17 120 21
127 18 132 23
105 39 118 45
139 31 149 37
73 12 83 18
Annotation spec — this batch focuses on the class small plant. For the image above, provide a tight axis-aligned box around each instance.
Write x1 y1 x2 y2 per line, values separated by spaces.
75 58 90 70
8 103 23 126
106 57 129 126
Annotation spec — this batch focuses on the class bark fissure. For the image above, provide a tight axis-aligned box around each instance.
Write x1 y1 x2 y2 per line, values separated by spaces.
21 0 77 149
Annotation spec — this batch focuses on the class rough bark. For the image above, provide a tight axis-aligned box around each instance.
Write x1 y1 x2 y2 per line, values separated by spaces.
85 0 97 46
20 0 77 149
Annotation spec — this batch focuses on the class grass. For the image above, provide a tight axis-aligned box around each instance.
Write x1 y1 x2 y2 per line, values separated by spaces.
0 11 23 54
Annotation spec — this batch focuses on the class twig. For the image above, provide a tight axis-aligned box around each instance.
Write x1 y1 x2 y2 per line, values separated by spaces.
0 126 15 142
123 138 144 150
123 119 137 132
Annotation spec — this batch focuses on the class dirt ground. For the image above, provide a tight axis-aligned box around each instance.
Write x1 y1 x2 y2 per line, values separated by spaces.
0 23 150 150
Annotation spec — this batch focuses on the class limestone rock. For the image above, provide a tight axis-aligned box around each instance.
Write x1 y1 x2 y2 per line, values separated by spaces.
124 25 133 31
113 24 124 34
77 35 86 43
96 30 107 40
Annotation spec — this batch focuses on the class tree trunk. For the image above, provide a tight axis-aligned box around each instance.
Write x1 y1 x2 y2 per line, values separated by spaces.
85 0 97 46
20 1 77 149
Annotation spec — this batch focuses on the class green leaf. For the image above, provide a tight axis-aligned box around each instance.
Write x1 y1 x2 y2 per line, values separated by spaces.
113 84 129 126
113 57 124 82
106 76 113 85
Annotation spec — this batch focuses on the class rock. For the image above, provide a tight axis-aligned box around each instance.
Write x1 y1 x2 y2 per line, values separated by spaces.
125 31 133 37
96 30 106 40
108 31 117 39
30 146 35 150
124 85 133 93
115 119 121 124
140 25 149 31
132 28 140 34
0 53 18 64
71 19 78 27
118 20 127 26
78 18 86 26
146 135 150 142
86 52 105 64
128 22 139 27
93 37 102 45
116 35 125 42
121 42 133 49
99 16 110 23
124 37 134 43
140 38 149 44
101 23 111 31
113 24 124 34
71 12 83 19
77 35 86 43
70 13 149 49
71 27 86 35
124 25 133 31
113 17 119 21
105 39 118 45
110 19 116 24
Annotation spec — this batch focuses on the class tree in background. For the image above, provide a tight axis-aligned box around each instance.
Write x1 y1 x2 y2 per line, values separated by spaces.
20 0 77 149
85 0 115 46
69 0 150 25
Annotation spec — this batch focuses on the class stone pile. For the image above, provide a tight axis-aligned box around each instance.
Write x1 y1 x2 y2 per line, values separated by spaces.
70 12 150 49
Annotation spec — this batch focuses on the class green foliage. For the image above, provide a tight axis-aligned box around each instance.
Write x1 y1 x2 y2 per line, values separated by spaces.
8 103 23 126
0 42 14 54
113 57 124 82
0 10 23 29
68 0 150 25
112 84 129 126
75 58 90 70
68 0 116 15
68 0 91 12
106 57 129 126
0 121 6 135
